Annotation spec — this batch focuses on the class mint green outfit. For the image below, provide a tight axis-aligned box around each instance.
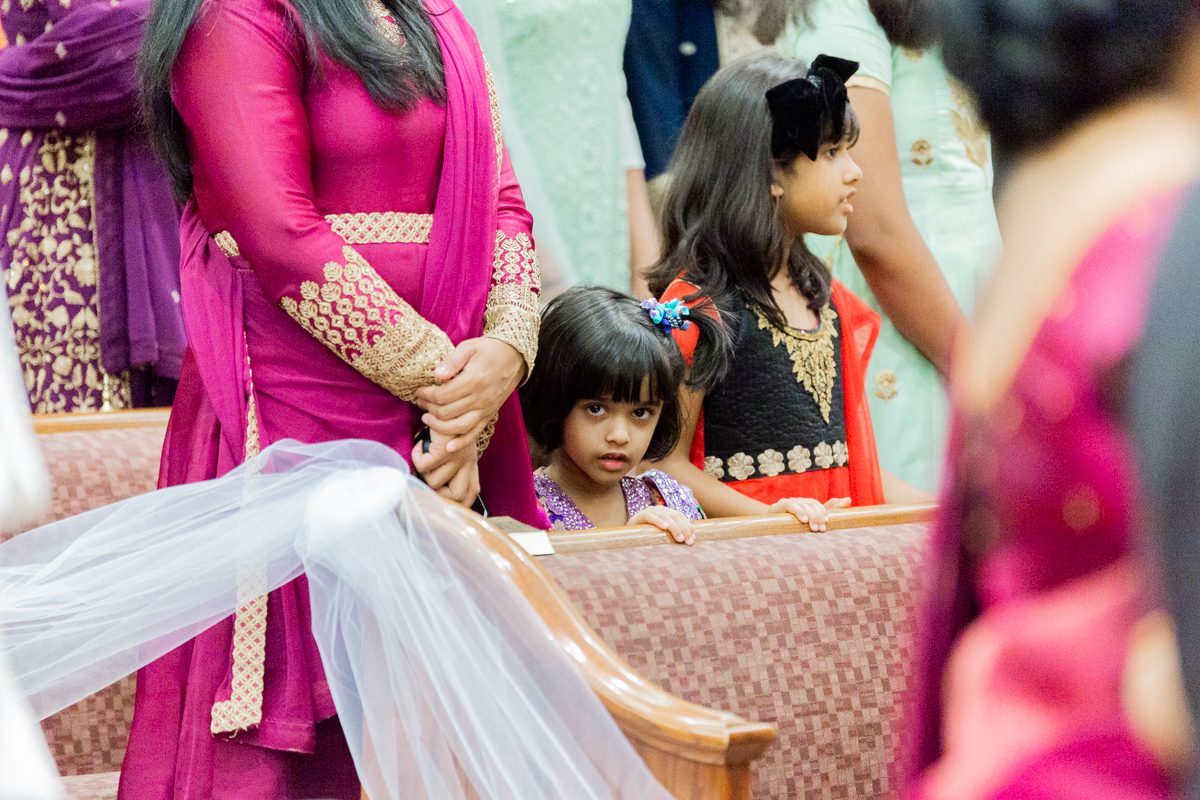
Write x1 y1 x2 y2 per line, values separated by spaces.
492 0 642 292
778 0 1001 493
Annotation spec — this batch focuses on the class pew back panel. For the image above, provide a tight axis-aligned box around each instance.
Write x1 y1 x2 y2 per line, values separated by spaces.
13 411 168 777
543 520 929 800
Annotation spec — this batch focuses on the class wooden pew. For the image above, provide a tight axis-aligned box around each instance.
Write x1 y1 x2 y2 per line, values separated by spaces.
550 504 936 554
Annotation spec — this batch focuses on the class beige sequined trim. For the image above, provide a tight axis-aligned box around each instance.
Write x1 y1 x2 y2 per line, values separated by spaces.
476 414 498 455
484 59 504 178
210 355 267 736
911 139 934 167
279 246 453 403
213 230 240 258
875 369 899 401
325 211 432 245
483 231 540 375
703 441 849 481
754 304 839 424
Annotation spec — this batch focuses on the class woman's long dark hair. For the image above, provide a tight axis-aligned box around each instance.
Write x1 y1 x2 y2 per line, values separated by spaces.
754 0 937 50
647 51 852 391
139 0 446 200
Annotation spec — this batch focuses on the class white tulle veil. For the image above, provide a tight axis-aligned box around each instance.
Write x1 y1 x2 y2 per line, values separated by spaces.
0 439 668 799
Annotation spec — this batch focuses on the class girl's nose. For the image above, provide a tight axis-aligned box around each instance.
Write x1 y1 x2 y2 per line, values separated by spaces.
846 154 863 184
606 420 630 445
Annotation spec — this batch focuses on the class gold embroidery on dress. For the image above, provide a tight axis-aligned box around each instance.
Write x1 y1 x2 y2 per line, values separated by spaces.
213 230 239 258
754 304 839 424
476 414 498 455
483 59 504 178
911 139 934 167
704 440 849 482
210 355 267 736
787 445 811 473
5 131 131 412
757 449 785 478
483 231 540 374
726 453 755 481
278 246 453 402
875 369 899 400
948 77 989 170
326 211 433 245
703 455 725 479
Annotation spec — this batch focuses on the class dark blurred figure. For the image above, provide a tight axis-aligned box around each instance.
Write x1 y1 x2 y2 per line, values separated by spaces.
904 1 1200 798
0 1 182 413
1133 185 1200 797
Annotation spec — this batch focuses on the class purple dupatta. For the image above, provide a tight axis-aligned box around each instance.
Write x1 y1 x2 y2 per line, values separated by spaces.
0 0 183 381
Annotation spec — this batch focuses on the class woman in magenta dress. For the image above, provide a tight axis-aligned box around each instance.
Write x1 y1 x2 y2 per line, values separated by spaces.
903 1 1200 798
121 0 546 796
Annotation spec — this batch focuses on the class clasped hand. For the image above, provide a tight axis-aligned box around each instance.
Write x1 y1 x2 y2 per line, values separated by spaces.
411 337 524 505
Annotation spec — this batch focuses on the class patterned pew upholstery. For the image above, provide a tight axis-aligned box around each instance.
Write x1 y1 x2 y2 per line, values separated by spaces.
542 522 928 800
5 412 169 799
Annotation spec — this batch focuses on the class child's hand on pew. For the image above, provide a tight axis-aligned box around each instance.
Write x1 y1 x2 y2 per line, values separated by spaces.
628 506 697 545
768 496 850 533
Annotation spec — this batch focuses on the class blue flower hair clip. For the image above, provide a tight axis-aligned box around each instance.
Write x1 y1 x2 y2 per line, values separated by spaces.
641 298 692 334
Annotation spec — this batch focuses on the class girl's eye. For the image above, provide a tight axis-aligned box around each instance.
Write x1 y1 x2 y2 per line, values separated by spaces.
826 146 841 159
586 403 605 415
632 407 657 420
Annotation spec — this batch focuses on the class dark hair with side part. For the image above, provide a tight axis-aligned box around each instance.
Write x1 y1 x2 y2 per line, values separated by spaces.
646 51 858 391
139 0 446 201
520 287 686 462
936 0 1196 163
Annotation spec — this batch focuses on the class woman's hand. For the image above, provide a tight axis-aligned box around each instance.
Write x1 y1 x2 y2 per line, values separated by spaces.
412 430 480 507
628 506 696 545
415 337 525 453
768 496 850 532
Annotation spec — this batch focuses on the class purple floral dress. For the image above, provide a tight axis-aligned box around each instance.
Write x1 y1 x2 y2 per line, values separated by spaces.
534 468 703 531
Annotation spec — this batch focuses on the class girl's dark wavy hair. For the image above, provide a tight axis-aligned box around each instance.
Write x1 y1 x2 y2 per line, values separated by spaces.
520 288 686 463
139 0 446 201
935 0 1196 162
646 51 858 391
754 0 938 50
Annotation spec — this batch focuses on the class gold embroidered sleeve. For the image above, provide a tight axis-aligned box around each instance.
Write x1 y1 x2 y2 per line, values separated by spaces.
483 230 541 375
278 246 453 403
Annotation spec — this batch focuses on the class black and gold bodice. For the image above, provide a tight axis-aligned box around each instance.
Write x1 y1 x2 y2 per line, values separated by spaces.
702 294 848 483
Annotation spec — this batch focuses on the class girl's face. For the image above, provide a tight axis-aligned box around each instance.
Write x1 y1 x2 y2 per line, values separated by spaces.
774 139 863 238
559 391 664 489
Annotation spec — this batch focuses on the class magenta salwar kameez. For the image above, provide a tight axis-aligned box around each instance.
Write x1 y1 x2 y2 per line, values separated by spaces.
904 192 1184 800
118 1 547 796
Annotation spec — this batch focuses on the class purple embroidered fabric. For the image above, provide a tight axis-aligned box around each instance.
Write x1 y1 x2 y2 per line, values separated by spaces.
534 468 703 531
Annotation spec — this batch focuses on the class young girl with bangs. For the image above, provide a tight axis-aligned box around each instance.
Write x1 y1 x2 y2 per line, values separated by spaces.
520 287 715 541
650 51 928 520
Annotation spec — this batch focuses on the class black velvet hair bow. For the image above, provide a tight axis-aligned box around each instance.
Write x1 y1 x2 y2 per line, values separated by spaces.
766 54 859 161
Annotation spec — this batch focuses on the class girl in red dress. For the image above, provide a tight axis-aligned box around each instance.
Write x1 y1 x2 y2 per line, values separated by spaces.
650 52 928 520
